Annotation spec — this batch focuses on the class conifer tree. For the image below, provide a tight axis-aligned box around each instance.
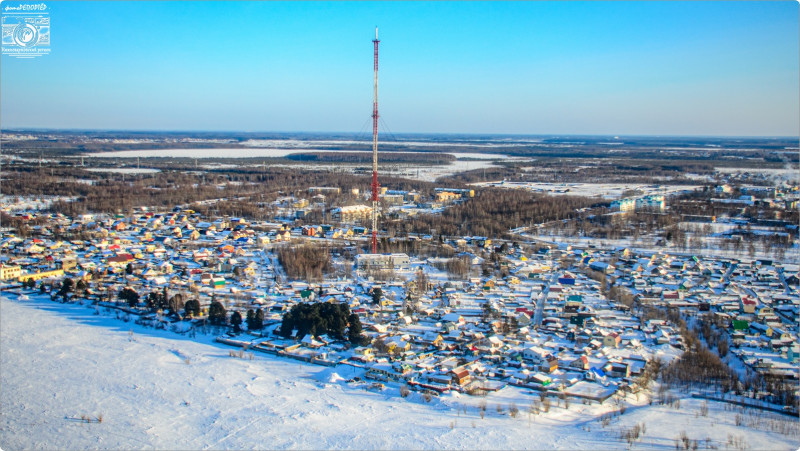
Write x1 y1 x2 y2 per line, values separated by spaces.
231 311 242 333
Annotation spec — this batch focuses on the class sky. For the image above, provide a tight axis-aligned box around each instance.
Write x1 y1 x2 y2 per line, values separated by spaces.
1 1 798 136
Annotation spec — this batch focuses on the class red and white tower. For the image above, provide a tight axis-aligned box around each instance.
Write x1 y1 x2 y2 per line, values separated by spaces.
370 27 380 254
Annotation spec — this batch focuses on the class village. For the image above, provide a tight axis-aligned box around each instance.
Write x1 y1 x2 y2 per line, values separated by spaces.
1 182 798 413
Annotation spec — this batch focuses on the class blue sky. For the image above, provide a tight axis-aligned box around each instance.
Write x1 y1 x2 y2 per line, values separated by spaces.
1 1 797 136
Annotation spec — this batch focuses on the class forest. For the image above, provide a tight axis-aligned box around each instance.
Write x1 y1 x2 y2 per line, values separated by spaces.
384 188 601 238
0 164 442 219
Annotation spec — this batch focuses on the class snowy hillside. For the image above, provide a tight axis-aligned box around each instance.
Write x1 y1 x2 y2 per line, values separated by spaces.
2 294 797 450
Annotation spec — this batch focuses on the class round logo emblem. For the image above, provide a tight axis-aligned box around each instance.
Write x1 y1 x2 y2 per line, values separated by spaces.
13 23 39 47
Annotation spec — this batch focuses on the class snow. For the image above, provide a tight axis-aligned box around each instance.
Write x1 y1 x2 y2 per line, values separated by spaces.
470 180 700 200
85 168 161 174
2 294 797 450
313 368 347 385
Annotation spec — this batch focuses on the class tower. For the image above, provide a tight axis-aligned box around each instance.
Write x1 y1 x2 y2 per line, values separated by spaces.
371 27 380 254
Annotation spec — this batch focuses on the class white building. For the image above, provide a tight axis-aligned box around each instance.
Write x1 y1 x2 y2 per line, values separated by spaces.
331 205 372 223
635 195 665 211
611 198 636 212
355 253 410 272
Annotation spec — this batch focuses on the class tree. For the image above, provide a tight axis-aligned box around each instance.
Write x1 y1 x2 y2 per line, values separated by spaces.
146 292 158 310
169 293 184 313
119 287 139 307
55 277 75 301
371 287 382 305
246 309 256 330
125 263 133 275
24 278 35 290
414 269 429 297
146 289 169 311
348 313 367 345
254 308 265 330
208 300 227 326
230 311 242 333
184 299 200 317
75 279 87 295
279 311 295 338
232 266 244 280
61 277 75 293
280 302 353 341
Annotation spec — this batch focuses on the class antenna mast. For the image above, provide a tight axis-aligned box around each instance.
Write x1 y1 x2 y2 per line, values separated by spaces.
371 27 380 254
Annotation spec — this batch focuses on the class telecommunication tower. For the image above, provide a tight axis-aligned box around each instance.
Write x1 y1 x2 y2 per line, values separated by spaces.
370 27 380 254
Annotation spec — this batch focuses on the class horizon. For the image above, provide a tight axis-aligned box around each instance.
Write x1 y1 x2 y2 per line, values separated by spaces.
4 127 799 140
1 1 798 136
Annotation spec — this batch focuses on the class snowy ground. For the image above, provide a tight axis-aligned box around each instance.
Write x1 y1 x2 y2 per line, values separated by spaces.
520 225 800 263
0 195 80 212
80 148 514 182
2 293 797 450
470 181 700 200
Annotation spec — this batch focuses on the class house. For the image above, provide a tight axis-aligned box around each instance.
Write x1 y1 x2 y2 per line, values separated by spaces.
603 332 621 349
653 329 670 345
540 355 559 373
418 332 444 349
787 345 800 364
606 361 630 378
731 320 749 331
589 261 615 274
569 355 589 370
441 313 465 325
450 367 472 386
385 335 411 355
301 335 324 348
106 253 134 267
523 346 549 362
487 335 504 349
531 373 552 387
739 296 757 314
353 347 374 362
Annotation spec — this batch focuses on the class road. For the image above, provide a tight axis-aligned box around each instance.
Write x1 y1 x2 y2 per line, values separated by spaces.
533 270 559 327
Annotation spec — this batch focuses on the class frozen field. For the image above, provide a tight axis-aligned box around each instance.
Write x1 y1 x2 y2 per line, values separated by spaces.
80 148 514 182
471 181 701 200
2 294 797 450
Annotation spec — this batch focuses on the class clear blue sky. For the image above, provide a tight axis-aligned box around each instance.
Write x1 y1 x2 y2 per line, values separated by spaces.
1 1 798 136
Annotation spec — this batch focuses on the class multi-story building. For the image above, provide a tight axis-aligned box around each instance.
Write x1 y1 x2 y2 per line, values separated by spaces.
0 264 22 281
355 253 410 272
332 205 373 223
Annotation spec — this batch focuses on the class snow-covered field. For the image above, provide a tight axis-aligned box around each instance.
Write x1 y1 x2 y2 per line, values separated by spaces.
2 294 797 450
79 148 516 182
471 181 700 200
0 195 79 212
